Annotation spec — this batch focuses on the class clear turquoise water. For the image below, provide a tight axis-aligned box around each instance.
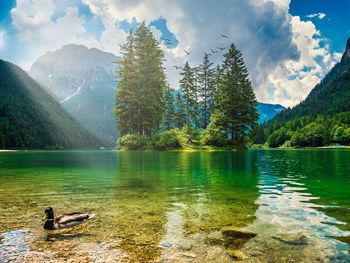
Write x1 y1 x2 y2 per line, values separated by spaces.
0 149 349 262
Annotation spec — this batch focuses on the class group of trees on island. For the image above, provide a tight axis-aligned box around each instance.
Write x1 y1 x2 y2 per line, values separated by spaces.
114 22 258 150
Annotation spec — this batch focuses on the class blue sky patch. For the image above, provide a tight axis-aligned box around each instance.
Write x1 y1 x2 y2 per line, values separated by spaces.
149 18 179 48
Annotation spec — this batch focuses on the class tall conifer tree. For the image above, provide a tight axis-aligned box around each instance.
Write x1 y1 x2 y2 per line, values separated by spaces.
198 54 216 129
162 85 175 130
114 22 167 137
114 31 137 135
174 92 186 128
179 61 198 133
213 43 258 145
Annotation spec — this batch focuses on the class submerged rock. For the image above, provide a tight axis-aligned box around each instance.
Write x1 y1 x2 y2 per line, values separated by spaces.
177 239 193 251
159 241 173 248
226 249 246 260
220 226 257 239
273 232 308 245
182 252 197 258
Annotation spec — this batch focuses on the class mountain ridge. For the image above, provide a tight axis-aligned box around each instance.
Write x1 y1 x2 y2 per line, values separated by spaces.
270 37 350 122
0 59 108 149
30 44 120 143
256 102 285 124
260 37 350 147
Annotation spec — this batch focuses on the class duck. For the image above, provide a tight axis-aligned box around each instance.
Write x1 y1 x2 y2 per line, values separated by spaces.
43 207 95 230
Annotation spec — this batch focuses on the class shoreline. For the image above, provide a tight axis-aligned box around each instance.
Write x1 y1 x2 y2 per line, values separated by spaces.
1 146 349 152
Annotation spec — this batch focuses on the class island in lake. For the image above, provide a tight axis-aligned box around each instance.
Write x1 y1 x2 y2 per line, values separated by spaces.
1 1 350 262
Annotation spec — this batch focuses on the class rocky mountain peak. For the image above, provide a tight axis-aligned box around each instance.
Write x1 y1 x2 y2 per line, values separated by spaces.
341 37 350 63
29 44 119 101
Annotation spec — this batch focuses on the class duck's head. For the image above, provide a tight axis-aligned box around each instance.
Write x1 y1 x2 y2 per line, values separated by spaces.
44 207 54 220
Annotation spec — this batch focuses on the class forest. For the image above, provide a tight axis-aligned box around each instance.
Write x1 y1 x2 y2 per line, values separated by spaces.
255 112 350 148
114 22 258 150
256 48 350 148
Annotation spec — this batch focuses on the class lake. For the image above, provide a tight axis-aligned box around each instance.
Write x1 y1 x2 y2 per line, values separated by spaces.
0 149 349 262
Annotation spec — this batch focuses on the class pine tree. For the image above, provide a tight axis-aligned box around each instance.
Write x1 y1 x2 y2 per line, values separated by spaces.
179 61 198 133
162 85 175 130
198 54 216 129
193 66 200 129
133 22 167 136
114 22 167 137
213 43 258 145
114 31 137 136
174 91 186 128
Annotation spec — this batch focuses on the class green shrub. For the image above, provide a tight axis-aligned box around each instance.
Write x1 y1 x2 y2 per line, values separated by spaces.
154 128 191 150
191 129 205 145
333 126 350 144
290 122 330 147
118 134 151 150
154 129 181 150
201 124 228 146
267 127 291 148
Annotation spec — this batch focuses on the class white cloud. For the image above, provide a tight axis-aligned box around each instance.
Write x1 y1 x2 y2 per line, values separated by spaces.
306 13 326 20
11 0 100 69
260 16 341 106
82 0 301 102
0 31 6 51
9 0 340 107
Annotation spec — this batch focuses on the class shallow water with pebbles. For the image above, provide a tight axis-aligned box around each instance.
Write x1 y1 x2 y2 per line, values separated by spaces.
0 150 350 262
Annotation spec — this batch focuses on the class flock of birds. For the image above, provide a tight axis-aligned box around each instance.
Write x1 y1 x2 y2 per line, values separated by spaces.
171 34 231 71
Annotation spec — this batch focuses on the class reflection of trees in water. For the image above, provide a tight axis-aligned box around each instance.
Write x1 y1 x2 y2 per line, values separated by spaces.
113 151 260 261
177 152 260 234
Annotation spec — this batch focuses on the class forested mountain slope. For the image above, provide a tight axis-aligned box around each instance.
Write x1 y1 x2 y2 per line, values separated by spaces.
0 60 106 149
30 45 119 142
260 37 350 147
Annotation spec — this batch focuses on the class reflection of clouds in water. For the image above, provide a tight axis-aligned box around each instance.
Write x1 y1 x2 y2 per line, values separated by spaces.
251 168 350 258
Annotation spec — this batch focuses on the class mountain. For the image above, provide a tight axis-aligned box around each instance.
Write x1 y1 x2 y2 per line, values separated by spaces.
261 37 350 147
272 37 350 122
256 103 285 124
341 37 350 63
0 59 107 149
29 44 119 143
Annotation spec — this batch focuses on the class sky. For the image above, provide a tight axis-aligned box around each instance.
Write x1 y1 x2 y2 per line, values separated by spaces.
0 0 349 107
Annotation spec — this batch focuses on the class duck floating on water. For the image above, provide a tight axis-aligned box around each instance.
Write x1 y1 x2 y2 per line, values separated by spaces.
43 207 95 230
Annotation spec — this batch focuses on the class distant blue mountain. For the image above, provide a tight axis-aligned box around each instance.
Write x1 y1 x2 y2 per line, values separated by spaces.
173 88 285 125
257 103 285 124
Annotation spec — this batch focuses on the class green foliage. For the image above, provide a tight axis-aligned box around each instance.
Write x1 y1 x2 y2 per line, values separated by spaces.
154 129 190 150
200 114 228 146
290 122 329 147
263 110 350 147
180 61 199 132
162 86 175 130
118 134 151 150
213 43 258 146
174 92 187 129
115 35 258 150
0 60 106 149
262 55 350 148
198 53 216 129
267 127 291 148
114 22 167 136
333 126 350 144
